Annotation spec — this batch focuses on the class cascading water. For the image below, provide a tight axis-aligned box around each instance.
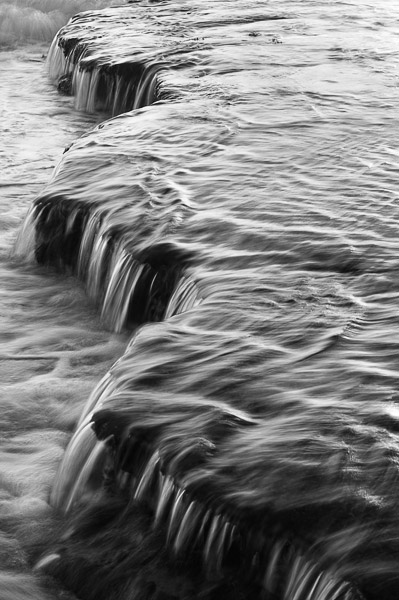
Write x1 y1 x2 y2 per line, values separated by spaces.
5 0 399 599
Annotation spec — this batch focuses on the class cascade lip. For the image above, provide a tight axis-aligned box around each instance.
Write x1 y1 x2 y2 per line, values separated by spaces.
47 3 290 115
32 193 199 329
87 406 365 600
43 405 364 600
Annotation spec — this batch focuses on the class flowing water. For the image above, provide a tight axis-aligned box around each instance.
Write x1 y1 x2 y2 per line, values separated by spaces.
2 1 399 599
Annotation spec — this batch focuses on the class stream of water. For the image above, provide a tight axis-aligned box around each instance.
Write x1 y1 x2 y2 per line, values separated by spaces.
2 1 399 599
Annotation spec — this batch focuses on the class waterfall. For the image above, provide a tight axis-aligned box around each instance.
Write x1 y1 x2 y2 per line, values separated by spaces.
45 7 170 115
15 1 393 599
46 382 363 600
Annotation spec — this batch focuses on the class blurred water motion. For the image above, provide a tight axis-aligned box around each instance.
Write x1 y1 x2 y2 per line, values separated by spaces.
4 0 399 599
0 0 127 46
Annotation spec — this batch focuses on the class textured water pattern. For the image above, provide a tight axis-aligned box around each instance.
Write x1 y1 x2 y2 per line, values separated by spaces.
3 0 399 599
0 2 129 600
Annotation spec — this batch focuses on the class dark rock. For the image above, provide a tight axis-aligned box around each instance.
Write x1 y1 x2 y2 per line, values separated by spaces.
57 74 73 95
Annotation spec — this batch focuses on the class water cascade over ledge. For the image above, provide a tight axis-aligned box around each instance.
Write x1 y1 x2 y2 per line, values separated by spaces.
14 1 399 600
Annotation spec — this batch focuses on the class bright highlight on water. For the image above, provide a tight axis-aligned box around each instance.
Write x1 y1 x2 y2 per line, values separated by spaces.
2 0 399 599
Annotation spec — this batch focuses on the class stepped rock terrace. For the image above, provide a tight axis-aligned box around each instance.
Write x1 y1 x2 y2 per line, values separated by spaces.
16 1 399 600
